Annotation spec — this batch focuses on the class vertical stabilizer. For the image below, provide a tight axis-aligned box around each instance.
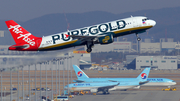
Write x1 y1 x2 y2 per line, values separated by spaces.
73 65 89 79
136 67 151 82
5 20 42 51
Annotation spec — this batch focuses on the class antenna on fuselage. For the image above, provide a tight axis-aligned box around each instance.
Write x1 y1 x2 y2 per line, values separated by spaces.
63 11 70 32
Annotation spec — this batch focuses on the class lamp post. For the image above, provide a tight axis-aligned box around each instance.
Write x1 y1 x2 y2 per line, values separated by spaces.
70 57 72 84
63 58 66 95
67 58 69 94
28 65 31 101
10 68 12 101
39 62 42 99
1 73 2 101
45 61 48 101
22 66 24 101
17 67 20 101
4 87 6 101
35 64 37 101
58 59 60 95
26 80 28 97
51 61 53 100
56 60 58 95
31 79 34 93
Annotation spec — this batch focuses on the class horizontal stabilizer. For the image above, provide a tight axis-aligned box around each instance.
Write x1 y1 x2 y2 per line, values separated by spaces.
9 44 29 50
73 79 84 83
139 81 149 85
108 80 118 82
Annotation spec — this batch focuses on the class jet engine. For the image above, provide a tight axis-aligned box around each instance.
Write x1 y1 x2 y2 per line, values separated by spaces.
90 88 98 93
98 34 114 44
133 86 141 89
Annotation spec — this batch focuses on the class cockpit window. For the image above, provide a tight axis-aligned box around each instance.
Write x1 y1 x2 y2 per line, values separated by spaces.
142 18 149 21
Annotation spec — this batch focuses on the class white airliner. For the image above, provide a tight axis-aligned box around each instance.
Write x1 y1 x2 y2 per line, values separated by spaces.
5 16 156 52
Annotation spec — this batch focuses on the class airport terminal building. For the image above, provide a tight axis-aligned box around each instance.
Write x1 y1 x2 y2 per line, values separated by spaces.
136 56 177 69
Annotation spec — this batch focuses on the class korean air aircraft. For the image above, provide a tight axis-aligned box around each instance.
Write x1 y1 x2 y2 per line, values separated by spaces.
65 82 119 94
5 16 156 52
65 67 150 94
73 65 176 87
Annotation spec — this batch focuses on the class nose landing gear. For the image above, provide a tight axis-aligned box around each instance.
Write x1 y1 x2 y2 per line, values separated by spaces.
136 33 141 41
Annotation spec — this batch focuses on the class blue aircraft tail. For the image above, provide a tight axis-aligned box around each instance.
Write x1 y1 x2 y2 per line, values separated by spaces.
136 67 151 82
73 65 89 79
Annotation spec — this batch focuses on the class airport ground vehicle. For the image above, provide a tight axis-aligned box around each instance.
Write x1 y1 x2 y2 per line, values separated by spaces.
36 87 40 91
162 87 176 91
54 96 69 101
10 88 17 91
79 90 85 95
41 87 51 91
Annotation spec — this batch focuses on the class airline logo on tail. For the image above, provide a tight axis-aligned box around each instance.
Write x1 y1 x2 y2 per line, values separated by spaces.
9 25 22 34
77 71 83 77
141 73 147 79
8 24 36 46
5 20 42 51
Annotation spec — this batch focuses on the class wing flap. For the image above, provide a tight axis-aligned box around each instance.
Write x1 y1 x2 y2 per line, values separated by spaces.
97 82 119 91
73 79 85 83
139 81 149 85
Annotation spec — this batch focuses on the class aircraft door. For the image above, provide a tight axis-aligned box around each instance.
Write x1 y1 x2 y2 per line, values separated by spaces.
132 17 138 27
133 18 141 27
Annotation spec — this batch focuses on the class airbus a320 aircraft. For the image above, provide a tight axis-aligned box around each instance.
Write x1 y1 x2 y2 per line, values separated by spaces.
5 16 156 52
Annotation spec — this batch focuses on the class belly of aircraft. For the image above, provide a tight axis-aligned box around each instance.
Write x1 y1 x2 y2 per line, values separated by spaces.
142 82 173 86
115 85 136 90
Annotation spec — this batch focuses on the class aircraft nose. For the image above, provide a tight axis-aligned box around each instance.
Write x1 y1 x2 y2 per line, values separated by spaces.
151 20 156 26
173 82 177 85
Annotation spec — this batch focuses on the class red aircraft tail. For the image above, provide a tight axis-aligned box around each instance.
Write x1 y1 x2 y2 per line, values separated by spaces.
5 20 42 51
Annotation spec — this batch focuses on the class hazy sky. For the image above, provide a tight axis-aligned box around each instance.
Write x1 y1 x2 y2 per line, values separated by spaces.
0 0 180 21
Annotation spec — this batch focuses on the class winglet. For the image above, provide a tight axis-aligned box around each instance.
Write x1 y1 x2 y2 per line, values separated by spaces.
73 65 89 79
136 67 151 82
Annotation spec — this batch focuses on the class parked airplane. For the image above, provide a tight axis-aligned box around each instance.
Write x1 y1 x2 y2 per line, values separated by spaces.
5 16 156 52
65 82 119 94
73 65 176 87
65 67 150 94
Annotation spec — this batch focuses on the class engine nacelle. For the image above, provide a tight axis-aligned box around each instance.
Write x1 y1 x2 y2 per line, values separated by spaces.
90 88 98 93
133 86 141 89
98 34 114 44
109 87 116 91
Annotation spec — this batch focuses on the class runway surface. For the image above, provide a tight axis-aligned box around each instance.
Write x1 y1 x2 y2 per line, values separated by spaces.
70 90 180 101
0 69 180 101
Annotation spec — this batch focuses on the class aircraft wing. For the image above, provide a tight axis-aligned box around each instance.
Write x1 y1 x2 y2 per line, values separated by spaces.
69 35 98 42
73 79 85 83
97 82 119 92
108 80 118 82
139 81 149 85
69 32 114 42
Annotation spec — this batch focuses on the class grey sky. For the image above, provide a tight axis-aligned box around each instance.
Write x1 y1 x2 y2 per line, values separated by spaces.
0 0 180 21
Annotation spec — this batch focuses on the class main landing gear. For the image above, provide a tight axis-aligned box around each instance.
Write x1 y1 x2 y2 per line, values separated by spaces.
86 41 94 53
136 33 141 41
103 89 110 95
